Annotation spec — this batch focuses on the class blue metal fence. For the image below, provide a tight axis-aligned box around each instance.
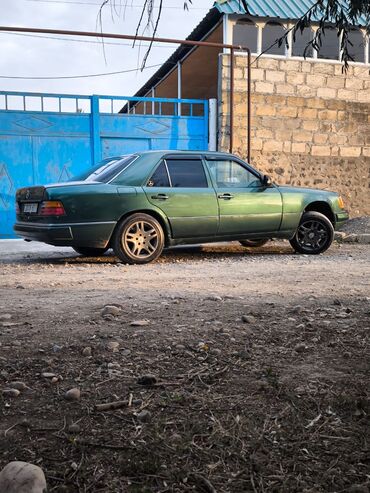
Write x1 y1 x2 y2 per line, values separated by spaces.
0 91 209 238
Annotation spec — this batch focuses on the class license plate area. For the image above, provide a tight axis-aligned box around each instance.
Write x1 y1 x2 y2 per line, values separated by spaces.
23 203 38 214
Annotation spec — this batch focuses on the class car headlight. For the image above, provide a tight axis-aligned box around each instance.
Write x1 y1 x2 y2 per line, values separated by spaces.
338 196 345 209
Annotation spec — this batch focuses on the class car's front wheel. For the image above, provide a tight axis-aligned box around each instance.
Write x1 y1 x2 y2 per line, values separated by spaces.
239 239 269 248
73 246 108 256
289 211 334 254
113 213 164 264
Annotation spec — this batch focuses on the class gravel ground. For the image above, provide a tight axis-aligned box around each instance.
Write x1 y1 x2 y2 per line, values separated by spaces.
338 216 370 234
0 240 369 492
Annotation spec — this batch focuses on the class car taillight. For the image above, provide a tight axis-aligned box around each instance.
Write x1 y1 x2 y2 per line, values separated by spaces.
338 196 345 209
39 201 66 216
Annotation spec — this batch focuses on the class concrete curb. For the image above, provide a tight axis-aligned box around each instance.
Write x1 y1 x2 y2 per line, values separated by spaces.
335 232 370 244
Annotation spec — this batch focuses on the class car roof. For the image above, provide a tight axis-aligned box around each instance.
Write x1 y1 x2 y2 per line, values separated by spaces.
127 150 239 159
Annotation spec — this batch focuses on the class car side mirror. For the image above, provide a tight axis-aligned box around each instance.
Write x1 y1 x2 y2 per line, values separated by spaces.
262 174 272 187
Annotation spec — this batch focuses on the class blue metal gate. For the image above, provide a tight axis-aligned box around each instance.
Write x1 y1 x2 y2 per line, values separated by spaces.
0 91 209 239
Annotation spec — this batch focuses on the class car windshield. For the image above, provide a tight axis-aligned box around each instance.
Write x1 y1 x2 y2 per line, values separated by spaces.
70 155 135 183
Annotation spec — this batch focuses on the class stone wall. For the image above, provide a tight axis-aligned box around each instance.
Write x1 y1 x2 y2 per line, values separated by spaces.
219 55 370 216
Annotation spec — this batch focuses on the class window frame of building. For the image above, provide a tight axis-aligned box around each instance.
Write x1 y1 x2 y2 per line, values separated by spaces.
262 20 287 56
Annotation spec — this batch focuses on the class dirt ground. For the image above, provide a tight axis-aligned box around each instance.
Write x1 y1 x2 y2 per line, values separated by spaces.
0 240 369 493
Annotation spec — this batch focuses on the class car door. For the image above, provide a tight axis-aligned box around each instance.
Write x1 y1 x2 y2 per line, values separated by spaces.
144 156 219 239
205 157 283 236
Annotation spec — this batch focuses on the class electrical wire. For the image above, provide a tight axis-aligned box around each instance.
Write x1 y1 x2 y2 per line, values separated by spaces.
0 62 168 79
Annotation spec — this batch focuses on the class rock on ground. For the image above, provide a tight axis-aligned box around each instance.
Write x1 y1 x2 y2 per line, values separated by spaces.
0 461 47 493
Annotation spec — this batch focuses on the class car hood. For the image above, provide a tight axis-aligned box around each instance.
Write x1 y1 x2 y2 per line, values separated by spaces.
277 185 337 196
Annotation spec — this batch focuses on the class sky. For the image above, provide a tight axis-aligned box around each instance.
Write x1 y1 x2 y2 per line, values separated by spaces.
0 0 213 97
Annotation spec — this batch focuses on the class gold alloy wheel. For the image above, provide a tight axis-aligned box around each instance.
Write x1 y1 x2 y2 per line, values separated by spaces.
123 220 159 259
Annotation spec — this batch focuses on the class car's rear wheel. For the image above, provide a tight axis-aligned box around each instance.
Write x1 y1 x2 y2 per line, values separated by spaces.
239 239 269 248
72 246 108 256
289 211 334 254
113 213 164 264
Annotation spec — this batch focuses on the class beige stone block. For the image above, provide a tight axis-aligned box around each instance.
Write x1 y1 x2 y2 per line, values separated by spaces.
277 106 298 118
255 106 276 116
301 61 312 73
340 147 362 157
330 134 347 145
234 78 249 91
257 58 280 70
337 89 357 100
311 145 331 156
255 81 275 93
337 110 347 121
264 95 287 105
298 108 318 119
263 140 283 152
276 83 295 95
317 87 337 99
326 99 346 110
326 76 345 89
313 133 328 144
302 121 319 131
363 147 370 157
283 141 292 153
266 70 286 82
318 109 337 120
280 60 302 71
234 67 244 80
293 130 313 142
345 78 364 90
251 138 263 151
313 63 335 75
256 128 274 139
296 85 317 97
306 74 326 87
275 129 293 141
287 96 306 107
334 65 353 76
357 91 370 103
353 66 370 78
305 98 326 109
286 72 306 85
292 142 307 153
331 146 339 156
251 68 265 81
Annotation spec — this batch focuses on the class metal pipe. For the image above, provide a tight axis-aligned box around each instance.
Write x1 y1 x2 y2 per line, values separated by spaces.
229 47 234 154
247 49 251 163
0 25 252 160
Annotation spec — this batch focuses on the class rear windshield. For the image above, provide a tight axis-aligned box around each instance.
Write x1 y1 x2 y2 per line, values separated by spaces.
71 155 135 183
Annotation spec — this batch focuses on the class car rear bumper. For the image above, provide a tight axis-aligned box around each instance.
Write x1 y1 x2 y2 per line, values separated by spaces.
14 221 116 248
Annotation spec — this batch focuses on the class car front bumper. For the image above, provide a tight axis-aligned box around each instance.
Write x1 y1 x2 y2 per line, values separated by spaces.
335 211 349 228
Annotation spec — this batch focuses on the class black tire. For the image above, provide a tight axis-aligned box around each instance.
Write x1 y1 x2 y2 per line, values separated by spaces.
239 239 269 248
289 211 334 255
113 213 164 264
72 246 108 256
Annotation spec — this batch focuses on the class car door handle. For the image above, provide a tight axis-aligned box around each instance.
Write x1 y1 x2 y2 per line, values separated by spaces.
151 194 169 200
218 193 234 200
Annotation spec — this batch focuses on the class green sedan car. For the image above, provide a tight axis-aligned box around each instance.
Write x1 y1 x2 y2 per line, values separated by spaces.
14 150 349 264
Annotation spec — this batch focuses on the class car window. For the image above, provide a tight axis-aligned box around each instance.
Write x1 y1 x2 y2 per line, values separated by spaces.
166 159 208 188
207 159 261 188
72 155 135 183
147 161 170 187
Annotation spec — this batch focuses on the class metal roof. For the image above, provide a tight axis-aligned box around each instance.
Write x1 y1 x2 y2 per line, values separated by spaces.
214 0 368 26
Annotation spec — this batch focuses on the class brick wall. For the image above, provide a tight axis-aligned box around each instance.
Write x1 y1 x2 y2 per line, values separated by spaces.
219 55 370 216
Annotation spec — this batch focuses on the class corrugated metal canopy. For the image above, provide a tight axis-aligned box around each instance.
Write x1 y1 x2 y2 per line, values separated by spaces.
214 0 368 26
